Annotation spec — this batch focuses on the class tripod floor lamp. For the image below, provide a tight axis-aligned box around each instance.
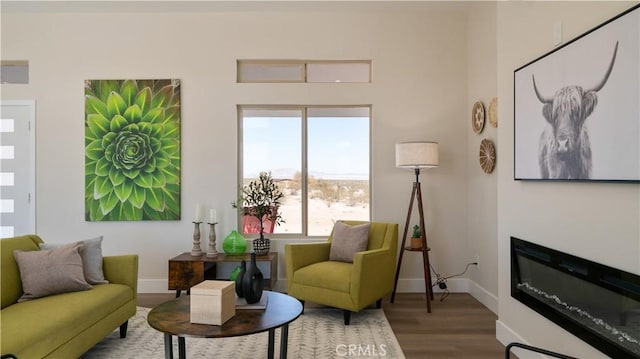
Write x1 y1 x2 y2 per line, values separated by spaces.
391 141 438 313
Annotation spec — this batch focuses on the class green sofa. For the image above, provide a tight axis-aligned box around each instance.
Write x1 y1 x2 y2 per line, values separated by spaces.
1 235 138 358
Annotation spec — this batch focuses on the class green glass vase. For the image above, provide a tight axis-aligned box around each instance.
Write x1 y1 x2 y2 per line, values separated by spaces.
223 230 247 255
229 265 242 281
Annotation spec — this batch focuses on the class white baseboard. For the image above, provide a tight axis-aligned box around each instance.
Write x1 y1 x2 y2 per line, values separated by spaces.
394 277 469 293
467 280 498 314
496 320 544 359
139 277 492 298
138 278 288 294
139 277 497 314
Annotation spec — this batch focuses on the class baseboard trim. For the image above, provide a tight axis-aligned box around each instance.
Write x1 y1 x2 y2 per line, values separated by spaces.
139 277 496 298
467 280 498 314
138 278 288 294
393 277 469 293
496 320 544 359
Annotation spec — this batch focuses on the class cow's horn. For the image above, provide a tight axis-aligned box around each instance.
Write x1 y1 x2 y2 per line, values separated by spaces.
590 41 618 92
532 75 552 103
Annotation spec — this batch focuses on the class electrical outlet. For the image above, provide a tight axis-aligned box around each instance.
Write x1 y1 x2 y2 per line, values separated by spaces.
474 254 480 269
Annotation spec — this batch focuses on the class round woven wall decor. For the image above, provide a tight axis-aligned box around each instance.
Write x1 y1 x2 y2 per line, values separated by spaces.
472 101 485 134
479 139 496 173
488 97 498 128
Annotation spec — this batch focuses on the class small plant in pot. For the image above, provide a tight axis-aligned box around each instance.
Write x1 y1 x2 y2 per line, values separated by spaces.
232 171 284 255
410 224 422 249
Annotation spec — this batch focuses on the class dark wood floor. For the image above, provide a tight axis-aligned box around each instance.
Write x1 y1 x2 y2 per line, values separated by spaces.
138 292 506 359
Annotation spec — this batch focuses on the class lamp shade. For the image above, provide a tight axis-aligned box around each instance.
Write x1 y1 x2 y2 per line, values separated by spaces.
395 141 439 168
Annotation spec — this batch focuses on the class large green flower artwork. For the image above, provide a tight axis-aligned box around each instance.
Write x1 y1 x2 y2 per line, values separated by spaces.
85 79 181 221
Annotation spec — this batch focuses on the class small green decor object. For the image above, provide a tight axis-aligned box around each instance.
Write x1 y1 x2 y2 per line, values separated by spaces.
223 230 247 255
235 260 247 298
84 79 181 221
229 265 242 281
412 225 421 238
410 225 422 249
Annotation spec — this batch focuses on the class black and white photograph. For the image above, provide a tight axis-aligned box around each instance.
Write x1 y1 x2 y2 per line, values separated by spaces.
514 4 640 182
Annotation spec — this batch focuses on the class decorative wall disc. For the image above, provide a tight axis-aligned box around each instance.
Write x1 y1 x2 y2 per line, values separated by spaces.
488 97 498 128
472 101 485 134
479 139 496 173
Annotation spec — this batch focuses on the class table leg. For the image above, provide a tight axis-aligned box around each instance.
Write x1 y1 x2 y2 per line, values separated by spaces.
178 336 186 359
267 328 275 359
164 333 173 359
280 324 290 359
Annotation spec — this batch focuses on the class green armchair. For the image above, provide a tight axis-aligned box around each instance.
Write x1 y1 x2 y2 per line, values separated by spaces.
285 221 398 325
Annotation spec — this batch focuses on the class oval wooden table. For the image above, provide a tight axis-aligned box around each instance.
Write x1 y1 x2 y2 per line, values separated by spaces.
147 291 303 359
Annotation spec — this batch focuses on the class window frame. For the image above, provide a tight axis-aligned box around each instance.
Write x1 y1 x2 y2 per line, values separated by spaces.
236 60 372 83
237 104 372 238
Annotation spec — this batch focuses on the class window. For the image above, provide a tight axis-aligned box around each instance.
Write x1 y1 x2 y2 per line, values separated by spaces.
237 60 371 83
237 62 304 83
239 106 370 236
0 101 36 238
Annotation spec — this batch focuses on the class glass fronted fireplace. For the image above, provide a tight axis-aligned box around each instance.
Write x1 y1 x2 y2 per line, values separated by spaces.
511 237 640 358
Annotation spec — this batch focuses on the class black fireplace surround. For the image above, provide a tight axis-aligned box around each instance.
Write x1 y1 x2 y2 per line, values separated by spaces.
511 237 640 358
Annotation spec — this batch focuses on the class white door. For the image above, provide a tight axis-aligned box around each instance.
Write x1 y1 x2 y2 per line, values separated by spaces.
0 100 35 238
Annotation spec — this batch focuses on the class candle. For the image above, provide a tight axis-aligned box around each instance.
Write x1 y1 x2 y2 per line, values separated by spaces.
209 209 217 223
195 205 202 222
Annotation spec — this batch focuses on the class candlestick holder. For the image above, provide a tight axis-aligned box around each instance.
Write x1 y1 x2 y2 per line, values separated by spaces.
191 221 203 256
207 222 219 258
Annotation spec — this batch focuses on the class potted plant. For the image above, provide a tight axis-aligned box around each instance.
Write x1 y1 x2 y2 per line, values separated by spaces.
232 171 284 255
410 224 422 249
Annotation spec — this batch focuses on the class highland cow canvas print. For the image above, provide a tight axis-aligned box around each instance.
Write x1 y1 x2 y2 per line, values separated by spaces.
85 79 181 221
514 4 640 182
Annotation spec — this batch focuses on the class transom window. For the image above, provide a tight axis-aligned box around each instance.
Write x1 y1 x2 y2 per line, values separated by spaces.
237 60 371 83
238 106 371 236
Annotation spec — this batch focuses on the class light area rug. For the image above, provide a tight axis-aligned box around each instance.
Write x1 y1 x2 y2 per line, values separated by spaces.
83 306 405 358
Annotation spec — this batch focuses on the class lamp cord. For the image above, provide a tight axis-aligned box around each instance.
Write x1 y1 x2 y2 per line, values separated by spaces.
430 262 476 302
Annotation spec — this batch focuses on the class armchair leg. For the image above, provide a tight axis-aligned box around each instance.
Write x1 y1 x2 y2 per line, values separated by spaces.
343 310 351 325
376 299 382 308
119 321 129 338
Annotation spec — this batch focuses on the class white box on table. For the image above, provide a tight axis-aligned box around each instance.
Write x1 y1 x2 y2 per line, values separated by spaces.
190 280 235 325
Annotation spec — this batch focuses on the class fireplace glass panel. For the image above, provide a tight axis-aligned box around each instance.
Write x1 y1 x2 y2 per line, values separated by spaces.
511 237 640 358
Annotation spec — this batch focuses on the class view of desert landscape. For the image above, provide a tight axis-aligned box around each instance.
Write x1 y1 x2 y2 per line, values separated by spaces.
277 193 369 236
242 176 369 236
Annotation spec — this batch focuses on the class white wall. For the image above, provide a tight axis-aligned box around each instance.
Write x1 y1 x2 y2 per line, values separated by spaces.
0 2 472 294
496 1 640 358
466 1 499 313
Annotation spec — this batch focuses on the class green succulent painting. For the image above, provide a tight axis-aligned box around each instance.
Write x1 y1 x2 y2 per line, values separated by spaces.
85 79 181 221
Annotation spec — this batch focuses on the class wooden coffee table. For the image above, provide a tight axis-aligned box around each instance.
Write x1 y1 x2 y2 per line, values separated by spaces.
147 291 303 359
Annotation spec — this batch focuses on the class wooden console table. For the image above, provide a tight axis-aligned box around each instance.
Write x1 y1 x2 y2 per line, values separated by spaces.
168 252 278 297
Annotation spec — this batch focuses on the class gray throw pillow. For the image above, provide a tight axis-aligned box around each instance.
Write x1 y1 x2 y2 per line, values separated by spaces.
329 221 371 263
40 236 108 284
14 243 92 302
